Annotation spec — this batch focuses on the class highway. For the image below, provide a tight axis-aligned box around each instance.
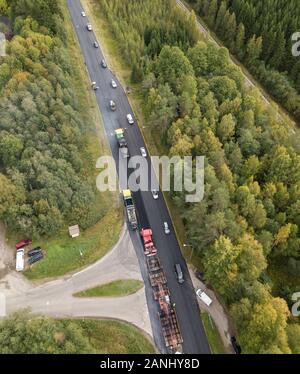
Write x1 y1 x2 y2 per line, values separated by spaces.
67 0 210 354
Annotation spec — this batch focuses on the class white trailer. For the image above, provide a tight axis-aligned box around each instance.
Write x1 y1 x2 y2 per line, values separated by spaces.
16 248 25 272
196 288 212 307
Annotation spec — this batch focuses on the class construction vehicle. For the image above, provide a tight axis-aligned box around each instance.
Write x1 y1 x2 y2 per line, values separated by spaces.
122 190 138 230
145 252 183 352
115 128 129 159
159 301 183 350
141 228 158 257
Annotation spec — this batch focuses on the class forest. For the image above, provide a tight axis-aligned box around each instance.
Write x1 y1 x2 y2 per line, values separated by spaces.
0 0 99 237
188 0 300 124
100 0 300 353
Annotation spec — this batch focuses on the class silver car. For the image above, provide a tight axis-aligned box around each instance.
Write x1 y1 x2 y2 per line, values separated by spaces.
111 79 117 88
140 147 147 158
152 190 159 199
163 222 170 234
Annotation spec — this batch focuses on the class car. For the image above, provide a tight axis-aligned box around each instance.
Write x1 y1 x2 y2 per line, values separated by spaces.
140 147 147 158
231 337 242 354
109 100 116 111
87 23 92 31
81 11 86 17
126 113 134 124
93 41 99 48
28 247 42 257
175 264 184 284
163 222 170 234
196 288 213 306
111 79 117 88
16 239 32 250
28 252 44 266
195 270 205 282
101 59 107 68
151 190 159 199
91 82 99 90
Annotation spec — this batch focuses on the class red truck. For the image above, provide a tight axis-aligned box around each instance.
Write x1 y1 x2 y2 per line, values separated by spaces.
140 228 157 257
16 239 32 250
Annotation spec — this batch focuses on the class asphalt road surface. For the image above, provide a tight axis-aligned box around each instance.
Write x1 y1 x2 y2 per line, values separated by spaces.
67 0 210 354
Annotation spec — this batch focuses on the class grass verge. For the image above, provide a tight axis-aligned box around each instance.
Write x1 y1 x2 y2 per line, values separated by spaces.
74 279 144 298
201 312 226 354
67 319 155 354
24 209 122 280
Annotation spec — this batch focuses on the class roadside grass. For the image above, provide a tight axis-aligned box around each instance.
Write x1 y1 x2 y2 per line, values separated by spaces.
82 0 203 269
24 208 122 280
6 0 123 281
73 279 144 298
66 319 156 354
201 312 227 354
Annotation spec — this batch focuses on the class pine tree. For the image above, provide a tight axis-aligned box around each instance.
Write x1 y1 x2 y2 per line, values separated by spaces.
235 22 245 59
206 0 218 28
215 1 227 32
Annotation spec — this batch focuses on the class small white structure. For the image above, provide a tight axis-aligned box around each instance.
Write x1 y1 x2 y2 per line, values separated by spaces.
69 225 80 238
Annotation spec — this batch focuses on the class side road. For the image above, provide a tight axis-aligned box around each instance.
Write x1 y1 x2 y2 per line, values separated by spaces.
0 225 153 339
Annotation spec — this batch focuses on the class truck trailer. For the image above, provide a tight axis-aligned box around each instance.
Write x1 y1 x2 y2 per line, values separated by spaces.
122 190 138 230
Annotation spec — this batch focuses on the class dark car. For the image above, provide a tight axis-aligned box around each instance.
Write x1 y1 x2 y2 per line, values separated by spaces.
101 59 107 68
195 270 205 282
175 264 184 284
28 247 42 257
16 239 32 250
28 252 44 265
231 336 242 354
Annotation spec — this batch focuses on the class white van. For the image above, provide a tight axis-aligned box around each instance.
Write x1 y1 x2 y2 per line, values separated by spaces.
196 288 212 307
16 248 25 272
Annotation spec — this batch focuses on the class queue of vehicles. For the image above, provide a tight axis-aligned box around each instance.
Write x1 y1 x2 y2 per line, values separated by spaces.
82 14 234 353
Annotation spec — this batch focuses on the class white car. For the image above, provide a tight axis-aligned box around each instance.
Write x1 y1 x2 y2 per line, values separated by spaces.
111 79 117 88
91 82 99 90
196 288 213 307
126 113 134 125
140 147 147 158
152 190 159 199
87 24 92 31
163 222 170 234
81 11 86 17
